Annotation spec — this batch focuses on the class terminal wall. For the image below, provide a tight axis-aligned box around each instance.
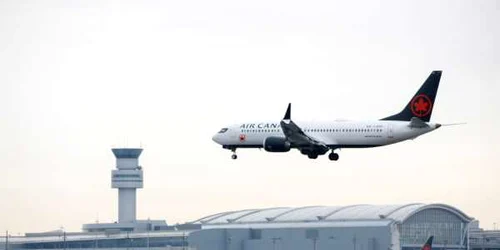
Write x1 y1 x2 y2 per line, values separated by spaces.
189 225 392 250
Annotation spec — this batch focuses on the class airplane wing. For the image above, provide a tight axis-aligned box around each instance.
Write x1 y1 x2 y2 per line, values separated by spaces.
280 104 329 154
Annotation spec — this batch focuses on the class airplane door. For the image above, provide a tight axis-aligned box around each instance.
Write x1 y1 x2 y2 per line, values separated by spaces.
387 124 394 141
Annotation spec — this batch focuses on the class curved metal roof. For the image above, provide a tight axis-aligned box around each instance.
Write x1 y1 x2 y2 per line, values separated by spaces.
192 203 472 225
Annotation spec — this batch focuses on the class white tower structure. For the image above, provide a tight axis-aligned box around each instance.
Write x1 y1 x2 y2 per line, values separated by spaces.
111 148 143 223
82 147 166 232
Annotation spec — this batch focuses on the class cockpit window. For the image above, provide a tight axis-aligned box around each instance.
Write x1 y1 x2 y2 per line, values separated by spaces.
218 128 228 133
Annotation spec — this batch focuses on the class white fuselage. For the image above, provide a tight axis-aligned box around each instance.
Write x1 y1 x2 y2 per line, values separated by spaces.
212 120 440 149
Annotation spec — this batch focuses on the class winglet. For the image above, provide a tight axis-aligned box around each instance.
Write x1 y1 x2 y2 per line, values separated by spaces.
421 236 433 250
283 103 291 120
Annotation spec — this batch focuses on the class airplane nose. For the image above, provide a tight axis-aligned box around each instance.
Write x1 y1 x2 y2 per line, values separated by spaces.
212 134 220 144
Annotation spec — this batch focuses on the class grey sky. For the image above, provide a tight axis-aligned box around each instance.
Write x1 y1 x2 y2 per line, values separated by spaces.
1 0 499 234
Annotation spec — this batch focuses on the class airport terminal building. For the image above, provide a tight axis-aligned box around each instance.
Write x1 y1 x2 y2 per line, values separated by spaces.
189 203 472 250
4 203 496 250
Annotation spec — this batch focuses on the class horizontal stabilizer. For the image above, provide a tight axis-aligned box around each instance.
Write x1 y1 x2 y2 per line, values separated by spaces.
441 122 467 126
408 117 429 128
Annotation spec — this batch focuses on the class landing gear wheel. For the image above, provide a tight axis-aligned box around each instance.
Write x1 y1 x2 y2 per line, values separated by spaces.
328 152 339 161
231 148 237 160
307 153 318 159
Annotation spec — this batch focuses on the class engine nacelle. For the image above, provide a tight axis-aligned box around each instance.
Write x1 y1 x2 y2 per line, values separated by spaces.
263 137 291 152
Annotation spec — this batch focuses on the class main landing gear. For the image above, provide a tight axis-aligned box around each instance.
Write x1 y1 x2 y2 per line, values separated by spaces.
328 151 339 161
307 153 318 159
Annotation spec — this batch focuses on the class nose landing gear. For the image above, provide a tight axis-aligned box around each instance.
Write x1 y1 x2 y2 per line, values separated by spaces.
231 148 237 160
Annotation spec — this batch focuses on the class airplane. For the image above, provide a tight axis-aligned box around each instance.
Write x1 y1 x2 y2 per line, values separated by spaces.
212 71 462 161
421 236 434 250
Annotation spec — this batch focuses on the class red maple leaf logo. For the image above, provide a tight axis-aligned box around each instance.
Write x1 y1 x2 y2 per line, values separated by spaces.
422 244 431 250
239 134 246 142
414 98 429 113
410 94 432 117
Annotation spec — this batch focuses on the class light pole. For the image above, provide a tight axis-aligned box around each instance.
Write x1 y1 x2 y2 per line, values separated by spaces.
60 227 66 250
5 231 8 250
146 220 150 250
182 232 187 250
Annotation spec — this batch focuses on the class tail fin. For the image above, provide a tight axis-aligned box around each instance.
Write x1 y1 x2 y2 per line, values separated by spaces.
421 236 433 250
381 71 441 122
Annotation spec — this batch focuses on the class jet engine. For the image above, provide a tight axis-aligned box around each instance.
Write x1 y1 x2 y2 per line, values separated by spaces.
263 137 291 152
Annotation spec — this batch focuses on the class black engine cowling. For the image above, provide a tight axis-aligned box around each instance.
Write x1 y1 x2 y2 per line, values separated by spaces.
263 137 291 152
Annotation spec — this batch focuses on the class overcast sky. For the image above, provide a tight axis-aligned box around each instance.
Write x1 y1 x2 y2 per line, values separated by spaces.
1 0 499 234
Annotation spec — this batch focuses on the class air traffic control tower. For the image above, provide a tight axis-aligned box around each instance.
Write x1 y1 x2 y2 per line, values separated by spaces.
82 148 167 233
112 148 143 223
